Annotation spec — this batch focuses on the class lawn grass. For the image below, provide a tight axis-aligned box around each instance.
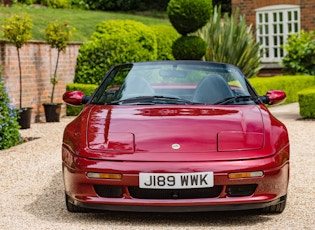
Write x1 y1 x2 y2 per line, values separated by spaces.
0 4 170 42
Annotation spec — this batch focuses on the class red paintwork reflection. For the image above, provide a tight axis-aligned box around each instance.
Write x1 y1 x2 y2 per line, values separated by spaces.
88 132 134 152
136 107 238 116
218 131 264 151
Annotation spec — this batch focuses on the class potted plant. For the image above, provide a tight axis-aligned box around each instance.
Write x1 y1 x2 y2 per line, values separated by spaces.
43 21 75 122
2 13 33 129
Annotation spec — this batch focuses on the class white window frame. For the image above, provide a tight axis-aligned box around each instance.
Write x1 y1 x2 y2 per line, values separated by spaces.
256 5 300 63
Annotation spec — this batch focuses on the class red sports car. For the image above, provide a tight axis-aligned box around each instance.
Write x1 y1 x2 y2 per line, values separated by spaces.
62 60 289 213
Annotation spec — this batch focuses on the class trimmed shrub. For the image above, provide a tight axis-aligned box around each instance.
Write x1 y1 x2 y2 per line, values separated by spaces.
0 70 22 150
249 75 315 105
282 30 315 75
298 87 315 118
196 7 261 78
73 41 108 84
90 19 155 43
40 0 71 8
74 20 157 85
151 25 180 60
66 83 98 116
172 35 207 60
167 0 212 35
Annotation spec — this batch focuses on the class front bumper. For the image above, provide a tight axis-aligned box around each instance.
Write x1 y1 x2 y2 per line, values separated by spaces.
62 145 289 212
70 195 287 212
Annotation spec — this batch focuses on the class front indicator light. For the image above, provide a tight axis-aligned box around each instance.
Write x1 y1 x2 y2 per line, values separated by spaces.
228 171 264 179
87 172 122 180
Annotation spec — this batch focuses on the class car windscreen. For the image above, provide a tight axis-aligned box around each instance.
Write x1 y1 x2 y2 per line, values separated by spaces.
90 62 257 105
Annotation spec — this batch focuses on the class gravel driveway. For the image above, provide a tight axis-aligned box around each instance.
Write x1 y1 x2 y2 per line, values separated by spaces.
0 103 314 230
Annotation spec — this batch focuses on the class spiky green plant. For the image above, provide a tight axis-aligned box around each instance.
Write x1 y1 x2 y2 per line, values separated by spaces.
196 7 262 78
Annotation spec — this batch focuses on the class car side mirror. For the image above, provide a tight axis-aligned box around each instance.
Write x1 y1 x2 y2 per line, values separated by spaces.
260 90 286 105
63 91 90 106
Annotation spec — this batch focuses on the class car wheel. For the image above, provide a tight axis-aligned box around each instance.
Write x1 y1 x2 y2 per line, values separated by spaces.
261 195 287 214
65 193 89 213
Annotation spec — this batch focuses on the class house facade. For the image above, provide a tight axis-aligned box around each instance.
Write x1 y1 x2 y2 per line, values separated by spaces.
232 0 315 75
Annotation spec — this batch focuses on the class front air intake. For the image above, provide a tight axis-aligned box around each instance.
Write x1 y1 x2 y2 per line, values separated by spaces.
94 185 123 198
226 184 257 197
128 186 223 199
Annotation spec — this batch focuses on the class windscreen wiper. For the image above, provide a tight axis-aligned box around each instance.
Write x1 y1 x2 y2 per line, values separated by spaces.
152 95 199 104
108 96 156 105
108 95 200 105
214 95 255 105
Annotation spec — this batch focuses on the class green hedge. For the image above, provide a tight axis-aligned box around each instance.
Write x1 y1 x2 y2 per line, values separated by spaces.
66 75 315 116
65 83 98 116
249 75 315 105
74 20 157 85
298 87 315 118
150 24 180 60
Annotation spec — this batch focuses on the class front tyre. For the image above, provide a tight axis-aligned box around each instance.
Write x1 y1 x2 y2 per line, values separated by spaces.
261 195 287 214
65 193 90 213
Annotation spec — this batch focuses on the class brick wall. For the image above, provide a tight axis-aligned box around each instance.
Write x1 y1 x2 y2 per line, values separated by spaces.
232 0 315 31
300 0 315 31
0 40 81 122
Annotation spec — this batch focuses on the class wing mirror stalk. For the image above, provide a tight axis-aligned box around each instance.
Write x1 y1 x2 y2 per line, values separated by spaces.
82 95 91 104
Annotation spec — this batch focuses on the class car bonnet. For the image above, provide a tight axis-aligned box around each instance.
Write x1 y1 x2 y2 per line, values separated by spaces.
84 105 266 161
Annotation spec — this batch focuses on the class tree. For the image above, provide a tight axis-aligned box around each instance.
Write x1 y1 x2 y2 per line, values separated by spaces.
2 13 32 109
44 21 75 103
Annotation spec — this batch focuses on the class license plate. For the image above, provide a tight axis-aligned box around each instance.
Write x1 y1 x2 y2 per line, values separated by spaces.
139 172 214 189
